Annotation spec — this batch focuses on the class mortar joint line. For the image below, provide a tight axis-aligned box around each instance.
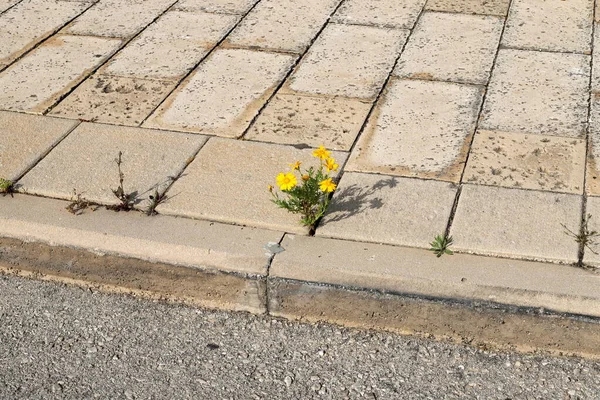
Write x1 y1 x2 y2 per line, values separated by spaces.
444 0 516 238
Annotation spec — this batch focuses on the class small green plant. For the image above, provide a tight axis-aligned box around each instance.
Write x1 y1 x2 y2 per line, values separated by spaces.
108 151 136 211
562 214 600 255
270 145 338 233
146 187 168 216
0 178 15 196
430 234 454 257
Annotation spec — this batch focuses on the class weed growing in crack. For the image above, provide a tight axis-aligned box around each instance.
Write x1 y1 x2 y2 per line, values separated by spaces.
430 234 454 257
562 213 600 255
0 178 15 197
146 187 168 216
66 189 97 215
270 145 338 234
108 151 137 212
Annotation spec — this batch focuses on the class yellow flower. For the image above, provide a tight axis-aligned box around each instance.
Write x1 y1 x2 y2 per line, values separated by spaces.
319 178 337 193
289 161 302 171
302 174 310 181
276 172 297 191
324 157 339 172
312 145 331 160
268 185 274 192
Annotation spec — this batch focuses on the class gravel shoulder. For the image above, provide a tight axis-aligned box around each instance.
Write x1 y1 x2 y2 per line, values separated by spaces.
1 274 600 399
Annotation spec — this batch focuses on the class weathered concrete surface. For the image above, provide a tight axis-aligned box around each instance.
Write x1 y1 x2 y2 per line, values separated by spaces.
224 0 340 53
424 0 510 16
104 10 238 80
157 137 347 234
285 24 408 99
463 130 586 194
588 94 600 195
317 172 457 248
480 49 590 138
0 35 121 113
451 184 581 263
394 12 503 85
0 0 90 69
18 123 207 208
0 112 78 181
347 79 483 182
331 0 426 29
144 48 296 136
173 0 258 14
50 74 175 126
246 93 372 150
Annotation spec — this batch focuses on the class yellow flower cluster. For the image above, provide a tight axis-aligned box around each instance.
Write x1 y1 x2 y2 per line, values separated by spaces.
272 145 338 192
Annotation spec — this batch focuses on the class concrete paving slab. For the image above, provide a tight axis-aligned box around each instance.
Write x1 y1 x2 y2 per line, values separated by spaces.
587 94 600 195
64 0 175 38
479 49 590 138
0 112 78 181
224 0 340 53
0 35 121 114
144 48 296 136
272 234 600 316
347 79 483 182
173 0 258 14
50 74 175 126
0 0 90 68
582 196 600 267
463 130 586 194
245 93 372 151
317 172 457 248
156 138 347 234
451 184 581 263
19 123 207 208
285 24 408 99
424 0 509 16
104 11 238 80
331 0 426 29
593 26 600 92
394 12 503 85
502 0 593 53
0 194 282 277
0 0 20 12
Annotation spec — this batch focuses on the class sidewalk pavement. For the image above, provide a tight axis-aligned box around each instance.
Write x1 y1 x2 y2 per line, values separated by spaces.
2 0 600 355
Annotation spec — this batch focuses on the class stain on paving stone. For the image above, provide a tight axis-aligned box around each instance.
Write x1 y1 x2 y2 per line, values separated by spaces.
50 74 175 126
246 93 372 150
463 130 586 194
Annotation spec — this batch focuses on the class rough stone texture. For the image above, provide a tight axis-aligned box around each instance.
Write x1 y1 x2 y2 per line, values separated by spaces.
0 0 90 68
0 35 121 114
593 26 600 92
285 24 408 99
224 0 340 53
64 0 175 37
316 172 457 248
451 184 581 263
104 11 238 80
0 0 20 13
245 94 372 150
347 79 483 182
0 112 78 181
480 49 590 138
502 0 593 53
50 74 175 126
425 0 510 15
331 0 426 29
394 12 503 85
587 95 600 195
156 138 347 234
272 234 600 316
463 130 586 194
583 196 600 266
0 194 281 278
144 49 296 136
19 123 207 208
173 0 258 14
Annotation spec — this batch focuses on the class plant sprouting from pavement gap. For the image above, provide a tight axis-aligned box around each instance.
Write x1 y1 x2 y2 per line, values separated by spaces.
109 151 136 211
0 178 15 197
562 213 600 255
146 187 168 216
430 234 454 257
270 145 339 233
66 189 96 215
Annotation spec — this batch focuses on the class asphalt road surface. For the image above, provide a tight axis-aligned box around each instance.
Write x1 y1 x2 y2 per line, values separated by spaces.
1 273 599 399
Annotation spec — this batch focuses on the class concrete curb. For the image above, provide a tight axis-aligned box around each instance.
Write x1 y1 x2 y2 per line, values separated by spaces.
2 194 600 357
